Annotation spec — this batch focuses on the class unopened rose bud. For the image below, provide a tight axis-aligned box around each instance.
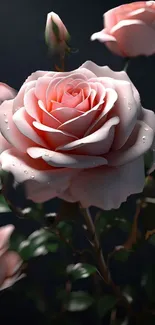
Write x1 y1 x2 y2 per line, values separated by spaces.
45 11 70 53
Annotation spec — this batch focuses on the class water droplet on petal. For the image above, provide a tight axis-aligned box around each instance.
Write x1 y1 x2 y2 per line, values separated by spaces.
12 163 15 167
128 102 132 110
144 127 149 131
31 175 35 179
7 127 10 130
24 170 28 174
45 153 49 156
142 136 146 143
3 113 7 117
4 119 8 123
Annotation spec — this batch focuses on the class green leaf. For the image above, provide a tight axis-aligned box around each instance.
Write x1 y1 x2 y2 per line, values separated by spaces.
97 295 117 318
0 194 11 213
114 249 131 262
115 219 131 233
18 229 59 260
65 291 94 312
9 230 25 252
18 240 35 260
66 263 96 281
45 242 59 253
95 210 115 236
28 228 57 243
57 221 73 240
95 210 131 237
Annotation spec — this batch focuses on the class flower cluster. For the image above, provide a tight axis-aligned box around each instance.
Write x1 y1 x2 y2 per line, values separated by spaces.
0 2 155 212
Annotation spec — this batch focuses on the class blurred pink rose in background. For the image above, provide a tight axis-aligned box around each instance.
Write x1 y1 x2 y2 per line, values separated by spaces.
91 1 155 57
0 61 154 210
0 83 16 105
0 225 22 290
0 83 16 154
45 11 70 53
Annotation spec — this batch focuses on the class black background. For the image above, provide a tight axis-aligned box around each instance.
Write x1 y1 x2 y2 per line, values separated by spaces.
0 0 155 324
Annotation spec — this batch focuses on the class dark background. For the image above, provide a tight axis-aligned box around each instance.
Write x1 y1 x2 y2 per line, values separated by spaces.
0 0 155 324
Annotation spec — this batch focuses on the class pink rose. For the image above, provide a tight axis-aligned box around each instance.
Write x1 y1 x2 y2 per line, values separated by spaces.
45 11 70 53
91 1 155 57
0 83 16 153
0 225 22 290
0 61 154 210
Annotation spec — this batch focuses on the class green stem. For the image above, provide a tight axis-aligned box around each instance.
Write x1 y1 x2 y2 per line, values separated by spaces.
80 207 130 309
124 58 130 72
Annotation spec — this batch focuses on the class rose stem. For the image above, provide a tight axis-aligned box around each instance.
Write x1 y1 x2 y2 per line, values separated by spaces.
60 53 65 71
124 200 143 250
80 207 130 308
124 58 130 72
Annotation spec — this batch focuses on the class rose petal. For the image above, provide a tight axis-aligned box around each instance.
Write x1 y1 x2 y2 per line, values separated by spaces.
91 29 116 42
0 100 35 152
33 121 78 149
127 7 155 23
46 71 94 109
85 88 118 135
25 71 49 83
91 29 123 56
58 82 106 138
27 147 108 168
0 133 12 154
0 83 16 104
12 81 36 114
13 107 48 148
35 76 54 104
38 100 61 128
67 156 145 210
104 7 118 30
51 107 83 123
140 107 155 130
106 120 154 166
2 251 22 277
111 19 155 57
24 88 41 121
0 147 79 202
57 116 119 155
0 225 14 252
110 80 139 150
0 273 25 291
60 90 83 107
80 61 141 112
104 3 150 29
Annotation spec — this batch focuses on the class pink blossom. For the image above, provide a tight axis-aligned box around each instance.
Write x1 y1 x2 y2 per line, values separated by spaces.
91 1 155 57
0 62 154 210
0 225 22 290
45 11 70 53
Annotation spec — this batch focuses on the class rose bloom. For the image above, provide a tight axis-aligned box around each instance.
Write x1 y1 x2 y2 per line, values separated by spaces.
91 1 155 57
45 11 70 53
0 61 154 210
0 225 22 290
